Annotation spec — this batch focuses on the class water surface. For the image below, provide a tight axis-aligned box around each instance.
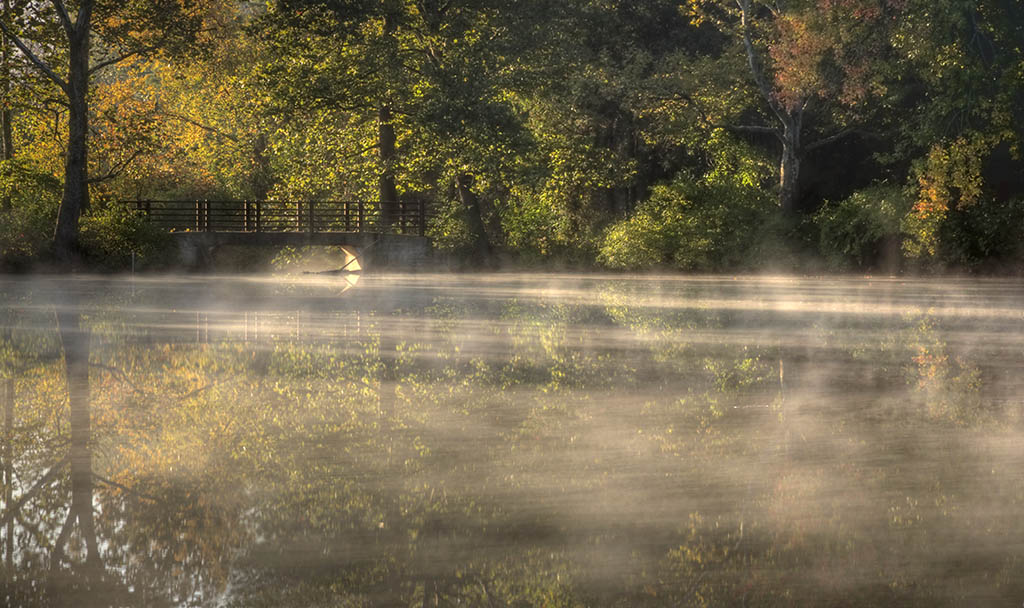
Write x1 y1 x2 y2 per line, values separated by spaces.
1 273 1023 606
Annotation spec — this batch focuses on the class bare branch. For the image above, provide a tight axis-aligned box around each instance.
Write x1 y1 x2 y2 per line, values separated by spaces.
93 473 158 502
89 47 149 75
179 382 216 400
161 111 239 142
73 0 92 32
0 20 68 92
805 128 871 152
737 0 785 123
0 456 69 528
661 91 784 143
342 142 379 159
49 0 73 36
49 506 75 569
728 124 778 134
87 149 144 184
721 123 784 142
15 512 48 549
88 362 149 394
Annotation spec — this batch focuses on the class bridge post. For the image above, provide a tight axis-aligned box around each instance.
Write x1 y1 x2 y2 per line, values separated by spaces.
358 201 365 231
308 201 315 235
419 200 426 236
296 201 303 232
256 200 262 232
195 201 203 231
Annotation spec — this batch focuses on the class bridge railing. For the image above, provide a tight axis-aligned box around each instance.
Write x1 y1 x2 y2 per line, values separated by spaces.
125 200 432 236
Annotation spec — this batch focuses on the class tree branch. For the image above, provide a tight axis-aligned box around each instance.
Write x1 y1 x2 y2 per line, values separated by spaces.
805 128 868 152
73 0 92 33
737 0 785 123
88 362 149 395
341 142 379 159
88 47 150 75
92 473 158 502
87 149 144 184
0 20 68 92
720 124 784 141
49 0 74 36
731 124 775 134
664 91 784 143
178 382 216 400
161 111 239 143
15 512 48 549
0 456 69 528
49 505 75 569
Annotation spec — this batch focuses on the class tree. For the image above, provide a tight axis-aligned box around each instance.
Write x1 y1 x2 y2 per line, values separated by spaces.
0 0 213 264
892 0 1024 262
256 1 424 223
257 0 543 260
513 0 704 248
99 24 282 202
687 0 900 214
404 0 551 261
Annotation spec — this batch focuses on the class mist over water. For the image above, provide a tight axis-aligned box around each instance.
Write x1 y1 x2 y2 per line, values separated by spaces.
1 273 1023 606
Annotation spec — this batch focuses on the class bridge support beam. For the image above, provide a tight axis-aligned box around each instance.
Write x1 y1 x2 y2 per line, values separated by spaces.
171 232 432 271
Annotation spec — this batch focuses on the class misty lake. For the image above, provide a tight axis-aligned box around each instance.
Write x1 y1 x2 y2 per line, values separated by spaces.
1 273 1023 607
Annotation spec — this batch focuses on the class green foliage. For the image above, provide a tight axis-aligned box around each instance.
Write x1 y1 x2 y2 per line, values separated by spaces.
597 203 674 270
500 191 575 262
4 0 1024 271
598 175 774 271
426 200 477 255
0 160 61 268
814 184 911 270
79 203 174 271
931 197 1024 270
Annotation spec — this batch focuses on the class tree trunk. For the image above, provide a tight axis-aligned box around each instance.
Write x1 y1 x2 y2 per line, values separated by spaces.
778 114 802 215
737 0 806 217
779 142 801 215
378 105 399 228
1 0 11 159
455 173 492 264
53 12 91 264
0 0 12 211
250 132 273 200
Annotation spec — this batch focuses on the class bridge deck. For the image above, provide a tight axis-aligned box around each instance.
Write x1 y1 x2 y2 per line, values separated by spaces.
168 231 419 248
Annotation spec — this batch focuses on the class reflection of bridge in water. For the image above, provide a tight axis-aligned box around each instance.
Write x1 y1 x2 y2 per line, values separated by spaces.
128 310 377 345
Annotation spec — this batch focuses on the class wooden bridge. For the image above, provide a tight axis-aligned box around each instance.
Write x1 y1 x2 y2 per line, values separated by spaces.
126 200 435 266
128 199 431 235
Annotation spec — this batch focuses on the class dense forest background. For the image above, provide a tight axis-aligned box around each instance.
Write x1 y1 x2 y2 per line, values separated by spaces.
0 0 1022 272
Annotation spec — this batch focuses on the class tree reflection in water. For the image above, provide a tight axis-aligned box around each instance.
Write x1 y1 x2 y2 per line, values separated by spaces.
0 275 1023 606
54 310 101 574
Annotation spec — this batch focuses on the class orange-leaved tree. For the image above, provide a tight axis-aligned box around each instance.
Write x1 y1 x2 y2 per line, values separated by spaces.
0 0 222 264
